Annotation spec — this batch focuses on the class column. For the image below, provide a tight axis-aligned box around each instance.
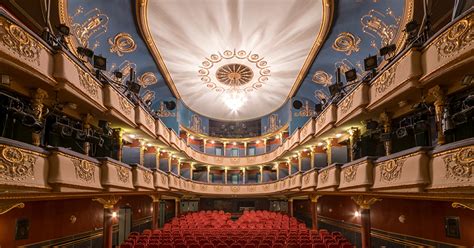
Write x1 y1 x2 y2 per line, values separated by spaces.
207 165 210 183
379 112 392 156
259 165 264 183
276 163 280 180
242 167 246 184
30 88 48 146
223 142 227 156
263 139 268 153
429 85 446 145
288 198 293 217
288 161 292 175
155 148 160 170
298 153 302 172
326 138 335 165
167 154 172 172
244 142 248 156
150 195 160 229
139 142 145 166
310 195 322 230
175 198 181 217
310 148 315 169
93 196 121 248
349 128 360 161
224 167 228 184
190 163 194 180
203 139 207 153
177 161 181 177
114 129 123 162
351 195 381 248
82 113 93 156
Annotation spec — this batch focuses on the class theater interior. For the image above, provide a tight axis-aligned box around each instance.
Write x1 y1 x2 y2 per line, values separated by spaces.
0 0 473 247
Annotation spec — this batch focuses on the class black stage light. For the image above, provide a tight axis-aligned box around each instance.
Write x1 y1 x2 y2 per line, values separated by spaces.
56 24 70 36
344 68 357 82
164 101 176 110
292 100 303 109
93 55 107 70
77 47 94 58
364 55 378 71
328 82 342 97
405 20 418 34
113 70 123 79
379 44 397 57
365 119 378 130
314 103 322 112
127 81 141 94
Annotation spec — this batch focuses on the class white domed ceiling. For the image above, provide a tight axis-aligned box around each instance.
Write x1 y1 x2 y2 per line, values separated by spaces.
141 0 328 121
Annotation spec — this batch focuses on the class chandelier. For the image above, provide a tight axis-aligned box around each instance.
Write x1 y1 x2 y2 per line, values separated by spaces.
224 89 247 111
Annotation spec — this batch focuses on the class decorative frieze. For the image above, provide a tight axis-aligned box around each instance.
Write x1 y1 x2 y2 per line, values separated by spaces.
116 166 130 183
434 13 473 58
443 146 472 182
379 158 406 182
343 164 358 183
0 146 37 181
71 158 95 182
0 17 42 65
77 68 100 99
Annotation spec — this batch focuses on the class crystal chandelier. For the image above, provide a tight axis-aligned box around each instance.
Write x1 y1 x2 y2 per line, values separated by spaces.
224 89 246 111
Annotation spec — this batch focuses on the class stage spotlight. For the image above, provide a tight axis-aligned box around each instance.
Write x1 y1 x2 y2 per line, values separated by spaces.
127 81 141 94
56 24 70 36
314 103 322 112
164 101 176 110
77 47 93 58
379 44 396 57
292 100 303 109
113 70 123 79
93 55 107 70
328 82 342 97
364 55 378 71
344 68 357 82
404 20 418 34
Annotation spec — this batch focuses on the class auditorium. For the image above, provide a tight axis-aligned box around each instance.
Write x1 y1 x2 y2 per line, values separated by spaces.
0 0 473 247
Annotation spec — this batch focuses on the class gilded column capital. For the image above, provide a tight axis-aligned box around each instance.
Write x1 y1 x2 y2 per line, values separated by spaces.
428 85 446 106
310 195 322 203
93 196 121 209
149 194 160 203
452 201 474 211
30 88 48 120
287 198 293 202
351 195 381 210
0 201 25 215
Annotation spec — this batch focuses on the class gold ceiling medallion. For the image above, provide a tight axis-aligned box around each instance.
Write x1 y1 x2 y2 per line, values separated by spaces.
70 8 109 50
216 64 254 87
443 146 473 182
332 32 361 55
0 146 36 181
116 166 130 183
198 50 270 93
138 72 158 88
0 17 42 65
380 158 406 182
108 32 137 56
71 158 95 182
156 102 176 117
361 9 400 49
435 13 473 58
312 71 333 86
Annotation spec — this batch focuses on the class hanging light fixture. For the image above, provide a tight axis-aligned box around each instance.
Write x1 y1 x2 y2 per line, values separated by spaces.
224 88 247 111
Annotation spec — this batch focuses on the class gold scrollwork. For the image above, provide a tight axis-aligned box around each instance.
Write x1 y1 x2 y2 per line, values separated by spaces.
443 146 473 181
262 184 270 191
145 113 154 127
0 201 25 215
93 196 121 209
351 195 381 209
108 32 137 56
332 32 361 55
380 158 406 182
160 174 167 185
373 64 396 95
77 68 100 99
0 17 42 65
116 166 129 183
339 94 354 114
0 146 36 181
119 97 133 115
71 158 95 182
248 186 256 192
343 164 358 183
312 71 333 86
303 174 310 184
435 13 473 58
214 185 223 192
230 186 240 192
200 184 208 191
452 201 474 211
320 170 329 184
138 72 158 88
143 171 152 184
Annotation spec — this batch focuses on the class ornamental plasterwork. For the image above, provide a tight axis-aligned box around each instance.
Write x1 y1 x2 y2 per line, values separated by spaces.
303 174 310 184
118 97 133 115
200 184 207 191
77 67 100 99
143 170 153 184
70 8 109 50
0 146 37 181
434 13 473 58
373 64 397 95
71 158 95 182
116 166 130 183
155 102 175 118
160 174 167 184
332 32 361 55
0 17 42 65
443 146 473 182
230 186 240 193
214 185 223 192
138 72 158 88
339 94 354 114
380 158 406 182
248 186 256 192
262 185 270 191
108 32 137 56
361 8 400 49
145 113 154 127
198 49 271 93
343 164 358 183
312 71 333 86
314 90 329 103
320 170 329 184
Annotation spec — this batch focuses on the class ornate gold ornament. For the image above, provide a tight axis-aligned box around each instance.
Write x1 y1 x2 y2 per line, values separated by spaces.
332 32 361 55
200 184 208 191
314 90 329 103
108 32 137 56
262 184 270 191
339 94 354 114
0 201 25 215
71 158 95 182
361 9 399 48
31 88 48 120
0 146 36 181
214 185 223 192
351 195 381 209
380 158 406 182
160 174 167 184
443 146 473 181
310 195 322 203
118 97 133 115
93 195 121 209
116 166 129 183
230 186 240 193
435 13 473 58
343 164 358 183
373 65 396 95
317 113 326 127
145 113 155 127
138 72 158 88
70 8 109 49
312 71 333 86
77 68 100 99
248 186 256 192
320 170 329 184
156 102 175 117
291 177 297 186
452 201 474 211
0 17 42 65
198 50 270 93
303 174 310 184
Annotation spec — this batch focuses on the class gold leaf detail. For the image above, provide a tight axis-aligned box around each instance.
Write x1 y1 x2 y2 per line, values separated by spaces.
435 14 473 58
380 158 406 182
116 166 129 183
71 158 95 182
108 32 137 56
443 146 473 181
332 32 361 55
0 17 41 65
0 147 36 181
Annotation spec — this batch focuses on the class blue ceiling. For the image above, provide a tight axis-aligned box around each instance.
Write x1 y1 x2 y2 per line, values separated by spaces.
64 0 407 117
